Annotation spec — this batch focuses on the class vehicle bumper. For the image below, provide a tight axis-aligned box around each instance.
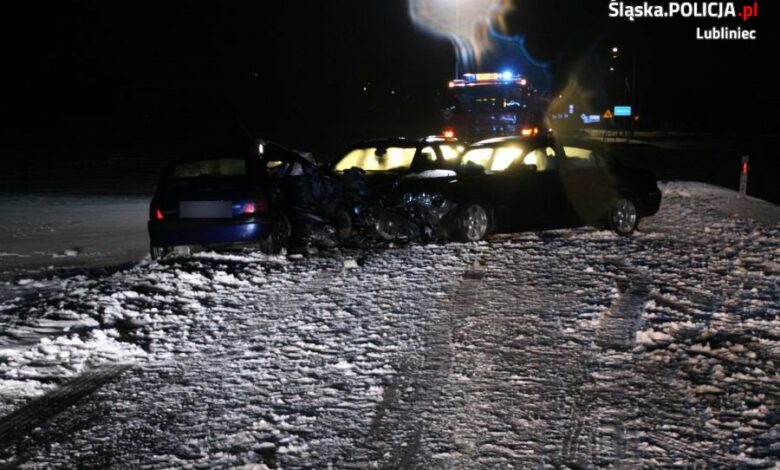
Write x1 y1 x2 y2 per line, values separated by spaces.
148 215 274 247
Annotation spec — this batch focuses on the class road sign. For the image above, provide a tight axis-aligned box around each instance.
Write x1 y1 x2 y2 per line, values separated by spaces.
581 114 601 124
614 105 632 117
603 109 614 119
739 155 749 197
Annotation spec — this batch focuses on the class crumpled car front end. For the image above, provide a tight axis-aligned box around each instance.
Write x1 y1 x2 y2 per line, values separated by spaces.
373 189 458 243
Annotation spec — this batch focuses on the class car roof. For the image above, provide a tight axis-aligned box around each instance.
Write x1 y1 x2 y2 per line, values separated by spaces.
346 137 460 149
346 138 416 148
468 136 549 148
167 142 319 168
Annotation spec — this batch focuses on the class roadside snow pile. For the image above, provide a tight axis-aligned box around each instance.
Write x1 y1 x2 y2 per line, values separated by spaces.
628 182 780 467
0 329 145 403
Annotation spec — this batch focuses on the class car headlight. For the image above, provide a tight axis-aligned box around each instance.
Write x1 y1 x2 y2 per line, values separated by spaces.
417 192 434 208
402 192 448 209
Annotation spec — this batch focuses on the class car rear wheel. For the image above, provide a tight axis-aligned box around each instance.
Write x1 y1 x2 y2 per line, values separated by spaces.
150 245 170 260
455 203 489 242
260 214 291 255
609 198 639 236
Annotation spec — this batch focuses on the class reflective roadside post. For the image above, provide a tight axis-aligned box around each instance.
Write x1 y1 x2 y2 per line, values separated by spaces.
739 155 749 197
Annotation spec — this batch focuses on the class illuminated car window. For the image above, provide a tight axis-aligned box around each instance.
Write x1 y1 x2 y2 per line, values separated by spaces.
491 146 524 172
172 158 247 178
439 144 464 161
546 147 559 170
523 148 546 171
334 147 418 171
521 147 558 172
460 148 493 169
420 146 437 163
563 146 597 168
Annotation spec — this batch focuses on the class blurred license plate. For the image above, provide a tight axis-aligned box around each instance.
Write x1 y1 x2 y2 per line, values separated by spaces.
179 201 232 219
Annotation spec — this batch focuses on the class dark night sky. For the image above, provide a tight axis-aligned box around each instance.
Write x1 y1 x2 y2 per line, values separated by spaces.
1 0 778 158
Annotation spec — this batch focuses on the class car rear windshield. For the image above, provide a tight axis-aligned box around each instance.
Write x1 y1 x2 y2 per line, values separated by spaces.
335 147 418 172
170 158 247 179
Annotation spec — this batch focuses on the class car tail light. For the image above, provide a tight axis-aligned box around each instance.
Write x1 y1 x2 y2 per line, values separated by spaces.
243 195 268 214
150 202 164 221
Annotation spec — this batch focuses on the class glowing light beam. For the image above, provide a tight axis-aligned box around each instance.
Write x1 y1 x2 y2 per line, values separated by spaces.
409 0 551 90
409 0 502 75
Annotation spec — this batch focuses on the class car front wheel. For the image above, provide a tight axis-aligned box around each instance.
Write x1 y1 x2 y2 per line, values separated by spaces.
334 207 353 242
609 198 639 236
455 203 490 242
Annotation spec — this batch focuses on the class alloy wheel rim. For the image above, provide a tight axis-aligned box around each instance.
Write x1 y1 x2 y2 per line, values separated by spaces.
612 199 637 234
463 205 488 241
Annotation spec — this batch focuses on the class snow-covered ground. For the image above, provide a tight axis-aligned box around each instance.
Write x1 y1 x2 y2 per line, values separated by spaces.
0 182 777 468
0 195 149 279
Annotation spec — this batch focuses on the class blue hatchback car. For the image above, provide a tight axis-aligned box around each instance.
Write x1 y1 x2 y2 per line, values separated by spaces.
148 146 288 258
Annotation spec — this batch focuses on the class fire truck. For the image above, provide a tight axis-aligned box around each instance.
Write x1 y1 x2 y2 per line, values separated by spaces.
442 72 549 142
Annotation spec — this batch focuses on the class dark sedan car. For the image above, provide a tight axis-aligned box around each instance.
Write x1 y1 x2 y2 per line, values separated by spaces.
388 136 662 241
148 145 290 258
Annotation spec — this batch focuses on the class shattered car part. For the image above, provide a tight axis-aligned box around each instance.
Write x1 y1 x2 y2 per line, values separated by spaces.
339 167 424 243
263 142 352 250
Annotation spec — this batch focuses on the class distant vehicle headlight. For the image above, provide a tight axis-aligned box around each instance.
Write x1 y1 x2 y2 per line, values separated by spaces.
403 192 414 205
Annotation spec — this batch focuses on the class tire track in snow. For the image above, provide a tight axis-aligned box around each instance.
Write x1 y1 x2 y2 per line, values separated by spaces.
2 247 490 469
0 364 132 466
596 257 651 352
367 260 486 470
558 257 651 466
372 243 631 469
517 252 649 468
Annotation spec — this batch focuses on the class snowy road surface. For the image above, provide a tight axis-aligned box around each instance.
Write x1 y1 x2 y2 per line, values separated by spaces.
0 195 149 278
0 182 778 468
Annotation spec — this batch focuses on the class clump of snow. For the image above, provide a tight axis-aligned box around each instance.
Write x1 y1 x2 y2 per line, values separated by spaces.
343 258 359 270
636 328 674 346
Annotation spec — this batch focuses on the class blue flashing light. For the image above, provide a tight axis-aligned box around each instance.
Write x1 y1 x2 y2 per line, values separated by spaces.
501 70 513 81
